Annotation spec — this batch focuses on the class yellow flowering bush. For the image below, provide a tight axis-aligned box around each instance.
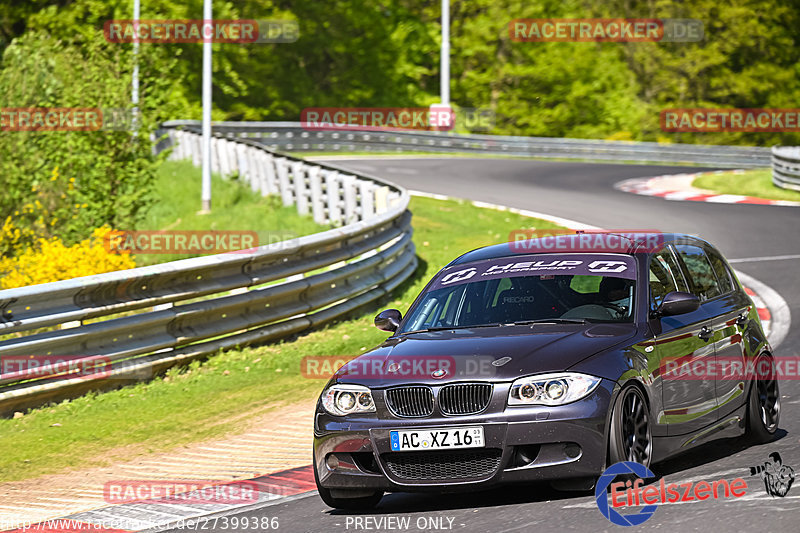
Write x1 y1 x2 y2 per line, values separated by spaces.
0 226 136 290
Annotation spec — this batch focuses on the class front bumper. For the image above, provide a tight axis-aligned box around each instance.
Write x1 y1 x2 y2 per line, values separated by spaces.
313 379 614 492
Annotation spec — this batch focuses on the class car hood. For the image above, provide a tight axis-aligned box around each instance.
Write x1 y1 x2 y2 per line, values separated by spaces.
333 323 638 387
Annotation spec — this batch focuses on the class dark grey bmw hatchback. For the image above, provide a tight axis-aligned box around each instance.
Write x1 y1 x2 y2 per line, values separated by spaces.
313 233 779 509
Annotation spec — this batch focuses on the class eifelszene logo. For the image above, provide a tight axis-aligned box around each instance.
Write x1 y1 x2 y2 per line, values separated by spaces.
595 462 748 526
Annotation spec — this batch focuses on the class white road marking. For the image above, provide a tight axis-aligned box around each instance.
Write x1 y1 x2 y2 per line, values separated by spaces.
385 166 419 174
728 254 800 263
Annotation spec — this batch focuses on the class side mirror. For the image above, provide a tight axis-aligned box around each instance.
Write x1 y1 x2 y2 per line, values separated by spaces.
375 309 402 332
657 291 700 317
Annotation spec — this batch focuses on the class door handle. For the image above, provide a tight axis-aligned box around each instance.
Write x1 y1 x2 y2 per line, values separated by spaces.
698 326 713 342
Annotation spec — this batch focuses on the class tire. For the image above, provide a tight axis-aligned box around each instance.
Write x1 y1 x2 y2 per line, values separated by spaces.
608 385 652 468
314 458 383 510
745 354 780 443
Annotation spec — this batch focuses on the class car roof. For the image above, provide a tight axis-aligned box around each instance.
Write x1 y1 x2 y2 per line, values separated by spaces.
447 232 712 266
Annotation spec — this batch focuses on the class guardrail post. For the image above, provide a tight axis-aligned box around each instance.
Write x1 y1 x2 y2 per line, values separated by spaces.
192 134 202 167
168 131 180 160
342 175 358 224
359 180 375 219
324 170 343 225
292 161 310 215
275 158 294 206
309 166 326 224
211 138 222 176
247 147 263 193
375 186 389 213
236 143 249 183
261 152 276 196
219 139 231 178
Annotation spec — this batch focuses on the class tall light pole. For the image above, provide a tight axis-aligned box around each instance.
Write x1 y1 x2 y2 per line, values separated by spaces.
440 0 450 105
200 0 212 212
132 0 140 133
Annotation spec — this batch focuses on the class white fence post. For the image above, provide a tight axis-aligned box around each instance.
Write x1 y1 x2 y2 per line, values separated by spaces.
275 158 293 206
309 167 326 224
325 170 343 225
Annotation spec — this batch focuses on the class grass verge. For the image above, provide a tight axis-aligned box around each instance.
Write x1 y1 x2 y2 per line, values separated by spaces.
0 195 562 482
693 168 800 202
134 160 329 265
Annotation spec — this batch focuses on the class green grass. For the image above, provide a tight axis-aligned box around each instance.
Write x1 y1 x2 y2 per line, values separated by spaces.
134 160 329 264
0 195 563 482
693 168 800 202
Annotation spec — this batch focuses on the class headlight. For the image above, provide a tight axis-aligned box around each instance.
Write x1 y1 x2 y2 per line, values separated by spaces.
508 372 601 406
322 384 376 416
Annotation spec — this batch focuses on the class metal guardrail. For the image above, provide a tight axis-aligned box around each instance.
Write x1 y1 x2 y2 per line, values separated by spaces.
162 120 772 169
771 146 800 191
0 128 416 415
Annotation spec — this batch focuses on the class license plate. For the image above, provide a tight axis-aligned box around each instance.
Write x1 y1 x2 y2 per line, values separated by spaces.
390 426 484 451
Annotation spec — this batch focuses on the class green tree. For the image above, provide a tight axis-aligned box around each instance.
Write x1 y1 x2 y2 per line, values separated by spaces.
0 31 176 251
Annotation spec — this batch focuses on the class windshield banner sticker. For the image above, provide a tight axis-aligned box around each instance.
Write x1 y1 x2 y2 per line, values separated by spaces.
431 254 636 290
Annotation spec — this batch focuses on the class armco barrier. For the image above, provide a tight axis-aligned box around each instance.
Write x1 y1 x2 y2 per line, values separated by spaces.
772 146 800 191
162 120 772 168
0 128 416 415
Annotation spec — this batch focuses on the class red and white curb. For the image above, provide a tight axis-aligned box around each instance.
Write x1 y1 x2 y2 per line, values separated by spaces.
616 171 800 207
735 270 791 350
747 286 772 338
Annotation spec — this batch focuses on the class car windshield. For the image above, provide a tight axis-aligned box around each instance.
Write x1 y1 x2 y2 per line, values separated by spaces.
400 254 637 333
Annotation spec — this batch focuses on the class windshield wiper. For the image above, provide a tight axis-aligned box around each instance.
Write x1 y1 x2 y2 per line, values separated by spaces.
507 318 592 325
399 323 502 335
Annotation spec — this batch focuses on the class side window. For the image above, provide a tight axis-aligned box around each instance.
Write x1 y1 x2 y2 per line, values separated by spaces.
649 249 684 309
675 244 721 301
704 247 734 294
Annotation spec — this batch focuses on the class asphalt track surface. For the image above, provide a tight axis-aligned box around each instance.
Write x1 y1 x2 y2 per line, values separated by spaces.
184 159 800 533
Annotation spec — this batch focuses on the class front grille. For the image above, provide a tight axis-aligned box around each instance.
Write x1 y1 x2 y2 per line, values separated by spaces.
439 383 493 415
383 449 502 480
385 386 434 417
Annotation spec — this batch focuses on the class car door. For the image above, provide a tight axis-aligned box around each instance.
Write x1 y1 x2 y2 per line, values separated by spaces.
649 245 718 436
701 245 749 417
671 243 734 434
